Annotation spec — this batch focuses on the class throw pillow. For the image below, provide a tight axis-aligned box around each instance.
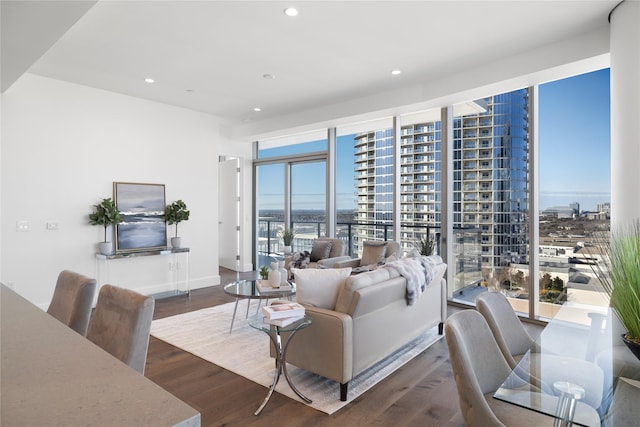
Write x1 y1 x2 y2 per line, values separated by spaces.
309 240 333 262
293 267 352 310
360 241 388 266
291 251 311 269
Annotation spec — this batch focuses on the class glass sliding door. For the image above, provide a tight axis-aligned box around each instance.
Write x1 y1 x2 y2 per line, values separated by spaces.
290 161 326 252
254 130 328 269
255 163 284 268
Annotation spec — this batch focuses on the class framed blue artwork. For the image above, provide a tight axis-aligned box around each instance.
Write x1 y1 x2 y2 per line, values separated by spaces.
114 182 167 252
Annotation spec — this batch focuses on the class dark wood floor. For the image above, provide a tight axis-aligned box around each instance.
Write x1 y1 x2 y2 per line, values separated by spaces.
144 268 468 426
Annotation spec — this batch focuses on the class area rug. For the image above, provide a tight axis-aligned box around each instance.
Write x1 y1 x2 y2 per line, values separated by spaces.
150 301 443 414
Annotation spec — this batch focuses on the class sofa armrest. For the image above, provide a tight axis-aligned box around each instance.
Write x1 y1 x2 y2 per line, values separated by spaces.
317 256 352 268
272 306 354 384
333 258 362 269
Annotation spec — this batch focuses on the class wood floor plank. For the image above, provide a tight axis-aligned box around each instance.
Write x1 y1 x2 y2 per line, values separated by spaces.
145 267 533 426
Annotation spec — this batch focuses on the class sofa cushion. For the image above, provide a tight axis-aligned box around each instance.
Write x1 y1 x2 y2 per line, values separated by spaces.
293 267 352 309
310 240 333 262
360 241 387 266
317 237 346 258
334 268 395 314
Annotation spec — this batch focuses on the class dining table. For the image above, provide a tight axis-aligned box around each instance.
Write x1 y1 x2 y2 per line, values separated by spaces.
493 302 640 426
1 284 200 426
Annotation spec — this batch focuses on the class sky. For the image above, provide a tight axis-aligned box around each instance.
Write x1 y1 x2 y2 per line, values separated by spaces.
538 68 610 211
258 68 611 212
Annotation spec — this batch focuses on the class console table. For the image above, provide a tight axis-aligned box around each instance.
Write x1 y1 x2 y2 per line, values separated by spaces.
95 247 190 298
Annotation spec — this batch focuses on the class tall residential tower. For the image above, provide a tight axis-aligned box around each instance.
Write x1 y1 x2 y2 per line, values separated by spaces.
353 89 530 271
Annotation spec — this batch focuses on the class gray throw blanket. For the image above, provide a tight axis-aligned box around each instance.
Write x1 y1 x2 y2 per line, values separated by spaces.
386 255 442 305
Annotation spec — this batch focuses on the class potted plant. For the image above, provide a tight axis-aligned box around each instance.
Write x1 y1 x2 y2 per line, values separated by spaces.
279 228 296 254
259 265 269 280
418 237 435 256
89 197 123 255
165 199 190 248
590 219 640 360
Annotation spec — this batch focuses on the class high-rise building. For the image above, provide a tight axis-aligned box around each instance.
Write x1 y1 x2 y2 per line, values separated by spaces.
354 89 530 270
354 128 395 248
454 89 530 269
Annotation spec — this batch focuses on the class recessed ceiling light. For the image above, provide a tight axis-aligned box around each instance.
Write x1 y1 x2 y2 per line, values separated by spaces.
391 70 402 75
144 78 155 83
284 7 298 17
253 107 262 112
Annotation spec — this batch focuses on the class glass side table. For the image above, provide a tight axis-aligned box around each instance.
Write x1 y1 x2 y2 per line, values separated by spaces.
248 314 312 415
223 280 296 333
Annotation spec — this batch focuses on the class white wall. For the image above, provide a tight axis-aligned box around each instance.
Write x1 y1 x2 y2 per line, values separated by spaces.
1 73 235 307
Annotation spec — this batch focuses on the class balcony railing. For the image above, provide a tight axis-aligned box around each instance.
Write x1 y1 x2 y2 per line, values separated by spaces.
257 219 442 260
257 218 502 306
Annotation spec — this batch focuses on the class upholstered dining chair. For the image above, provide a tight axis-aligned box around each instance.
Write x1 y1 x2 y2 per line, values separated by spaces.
477 291 607 410
476 291 534 369
86 284 155 374
47 270 97 336
604 377 640 427
445 310 601 427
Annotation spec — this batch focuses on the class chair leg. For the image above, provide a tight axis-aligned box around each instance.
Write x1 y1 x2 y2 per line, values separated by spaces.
340 382 348 401
438 321 444 335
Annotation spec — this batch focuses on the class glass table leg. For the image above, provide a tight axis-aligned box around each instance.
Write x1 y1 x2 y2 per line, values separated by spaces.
553 381 585 427
229 298 240 333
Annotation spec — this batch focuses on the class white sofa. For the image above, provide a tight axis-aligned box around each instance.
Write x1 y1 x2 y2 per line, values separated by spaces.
275 255 447 401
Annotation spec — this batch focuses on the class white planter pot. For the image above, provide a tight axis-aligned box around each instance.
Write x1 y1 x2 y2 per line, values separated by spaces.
171 237 182 249
98 241 113 255
284 245 292 255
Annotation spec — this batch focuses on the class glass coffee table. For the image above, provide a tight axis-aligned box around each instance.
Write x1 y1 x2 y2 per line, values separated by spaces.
248 314 312 415
223 280 296 332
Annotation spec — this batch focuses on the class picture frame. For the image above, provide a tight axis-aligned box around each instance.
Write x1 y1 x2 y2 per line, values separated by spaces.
114 182 167 252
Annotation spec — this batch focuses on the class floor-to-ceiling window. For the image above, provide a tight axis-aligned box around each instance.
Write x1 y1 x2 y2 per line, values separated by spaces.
255 163 285 268
398 109 442 255
336 119 394 257
252 68 611 321
291 160 327 250
449 89 531 313
537 68 611 319
254 130 327 267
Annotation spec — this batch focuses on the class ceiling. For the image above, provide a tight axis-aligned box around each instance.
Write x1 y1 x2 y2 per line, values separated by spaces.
2 1 617 138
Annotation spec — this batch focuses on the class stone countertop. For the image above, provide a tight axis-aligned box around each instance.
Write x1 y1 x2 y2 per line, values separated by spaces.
1 284 200 427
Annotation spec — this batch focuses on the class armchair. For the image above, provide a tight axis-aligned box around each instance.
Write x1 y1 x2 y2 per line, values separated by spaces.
333 240 401 270
314 237 350 268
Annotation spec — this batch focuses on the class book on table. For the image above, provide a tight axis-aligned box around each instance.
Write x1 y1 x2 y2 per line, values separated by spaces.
265 315 305 327
262 302 305 320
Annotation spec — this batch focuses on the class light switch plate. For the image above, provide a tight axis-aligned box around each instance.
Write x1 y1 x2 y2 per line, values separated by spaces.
16 221 30 232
